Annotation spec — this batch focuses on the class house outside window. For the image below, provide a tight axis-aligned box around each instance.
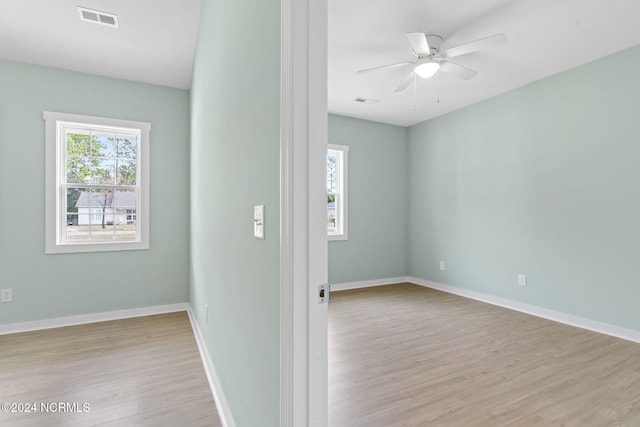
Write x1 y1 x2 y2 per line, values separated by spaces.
45 112 150 254
328 144 348 240
126 210 137 224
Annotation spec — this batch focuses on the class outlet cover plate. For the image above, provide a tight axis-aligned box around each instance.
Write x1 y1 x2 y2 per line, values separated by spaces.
518 274 527 286
1 288 13 302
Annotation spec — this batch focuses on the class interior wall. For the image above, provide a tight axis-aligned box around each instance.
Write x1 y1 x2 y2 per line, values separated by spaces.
328 114 409 284
189 0 281 425
408 44 640 331
0 59 190 325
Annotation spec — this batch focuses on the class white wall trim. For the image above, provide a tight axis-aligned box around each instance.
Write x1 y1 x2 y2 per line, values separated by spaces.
186 306 236 427
331 277 411 292
0 303 189 335
408 277 640 345
280 0 300 423
281 0 328 424
280 0 307 423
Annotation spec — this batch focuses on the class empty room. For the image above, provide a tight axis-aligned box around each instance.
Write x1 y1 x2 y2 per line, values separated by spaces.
326 0 640 425
2 1 640 427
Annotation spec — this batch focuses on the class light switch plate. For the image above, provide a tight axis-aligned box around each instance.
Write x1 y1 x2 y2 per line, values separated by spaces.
254 205 265 239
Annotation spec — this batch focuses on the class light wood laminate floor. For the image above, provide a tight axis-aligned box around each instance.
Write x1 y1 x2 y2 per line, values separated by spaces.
329 283 640 426
0 312 222 427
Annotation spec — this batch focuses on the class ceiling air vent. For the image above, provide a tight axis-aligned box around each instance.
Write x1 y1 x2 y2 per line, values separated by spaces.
77 6 119 28
354 97 378 105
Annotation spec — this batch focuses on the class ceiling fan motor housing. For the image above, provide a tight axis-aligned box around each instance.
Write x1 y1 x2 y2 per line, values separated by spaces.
422 35 443 57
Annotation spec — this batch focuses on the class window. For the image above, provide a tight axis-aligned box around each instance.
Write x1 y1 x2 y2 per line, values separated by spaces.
327 144 348 240
44 112 150 254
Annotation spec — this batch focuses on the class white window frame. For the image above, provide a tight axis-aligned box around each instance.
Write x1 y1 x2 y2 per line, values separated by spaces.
44 111 150 254
327 144 348 241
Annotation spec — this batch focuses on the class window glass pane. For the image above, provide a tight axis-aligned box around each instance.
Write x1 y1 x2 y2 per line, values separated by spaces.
327 152 337 193
66 157 91 184
66 213 78 226
73 189 90 227
117 136 137 160
114 190 137 239
65 215 89 241
66 131 91 157
88 189 114 227
92 133 115 158
92 159 115 184
100 135 118 159
89 224 116 240
328 195 336 234
115 229 136 240
327 145 348 239
116 160 137 185
66 187 82 214
114 189 136 208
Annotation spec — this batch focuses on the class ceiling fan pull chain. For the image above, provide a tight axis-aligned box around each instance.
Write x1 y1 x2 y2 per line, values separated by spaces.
436 71 440 104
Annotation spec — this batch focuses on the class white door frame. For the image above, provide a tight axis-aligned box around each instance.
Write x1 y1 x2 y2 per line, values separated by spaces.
280 0 328 426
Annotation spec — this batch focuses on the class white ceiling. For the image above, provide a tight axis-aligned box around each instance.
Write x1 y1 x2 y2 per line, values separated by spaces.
2 1 640 126
0 0 201 89
328 0 640 126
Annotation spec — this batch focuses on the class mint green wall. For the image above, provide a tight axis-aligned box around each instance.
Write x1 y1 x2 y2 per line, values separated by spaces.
0 59 190 325
328 114 409 284
189 0 280 425
408 45 640 330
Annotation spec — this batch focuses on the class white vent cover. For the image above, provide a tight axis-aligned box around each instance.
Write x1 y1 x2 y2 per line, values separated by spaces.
77 6 119 28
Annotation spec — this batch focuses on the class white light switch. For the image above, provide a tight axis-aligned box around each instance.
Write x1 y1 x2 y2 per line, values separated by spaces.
254 205 265 239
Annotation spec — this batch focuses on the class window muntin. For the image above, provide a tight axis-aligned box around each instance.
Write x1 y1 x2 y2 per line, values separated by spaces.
45 112 150 254
327 144 348 240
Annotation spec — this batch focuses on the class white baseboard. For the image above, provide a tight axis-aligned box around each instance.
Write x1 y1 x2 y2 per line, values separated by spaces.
408 276 640 345
186 305 236 427
331 276 410 292
0 303 190 335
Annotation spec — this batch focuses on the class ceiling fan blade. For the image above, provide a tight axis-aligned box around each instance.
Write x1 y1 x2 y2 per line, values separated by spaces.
357 62 412 75
439 60 478 80
394 70 415 92
406 33 431 56
440 33 506 59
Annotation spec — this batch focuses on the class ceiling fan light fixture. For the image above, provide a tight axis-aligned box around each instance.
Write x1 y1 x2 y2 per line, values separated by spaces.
414 61 440 78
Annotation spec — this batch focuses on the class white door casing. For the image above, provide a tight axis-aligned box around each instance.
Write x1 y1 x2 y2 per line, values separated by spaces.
280 0 328 425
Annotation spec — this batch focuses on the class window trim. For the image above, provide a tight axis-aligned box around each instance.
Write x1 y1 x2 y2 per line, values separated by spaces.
44 111 150 254
328 144 348 241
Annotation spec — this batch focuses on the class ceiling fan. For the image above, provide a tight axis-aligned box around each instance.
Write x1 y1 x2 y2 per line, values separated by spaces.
357 32 506 92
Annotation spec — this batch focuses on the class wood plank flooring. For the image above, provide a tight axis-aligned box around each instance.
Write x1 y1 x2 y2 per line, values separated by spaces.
329 283 640 427
0 312 222 427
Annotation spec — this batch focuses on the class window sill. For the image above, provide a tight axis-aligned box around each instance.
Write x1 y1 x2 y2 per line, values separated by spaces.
328 234 348 241
46 241 149 254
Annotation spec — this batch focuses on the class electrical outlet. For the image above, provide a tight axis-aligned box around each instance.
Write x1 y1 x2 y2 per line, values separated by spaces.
439 261 445 271
518 274 527 287
205 304 209 323
1 288 13 302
